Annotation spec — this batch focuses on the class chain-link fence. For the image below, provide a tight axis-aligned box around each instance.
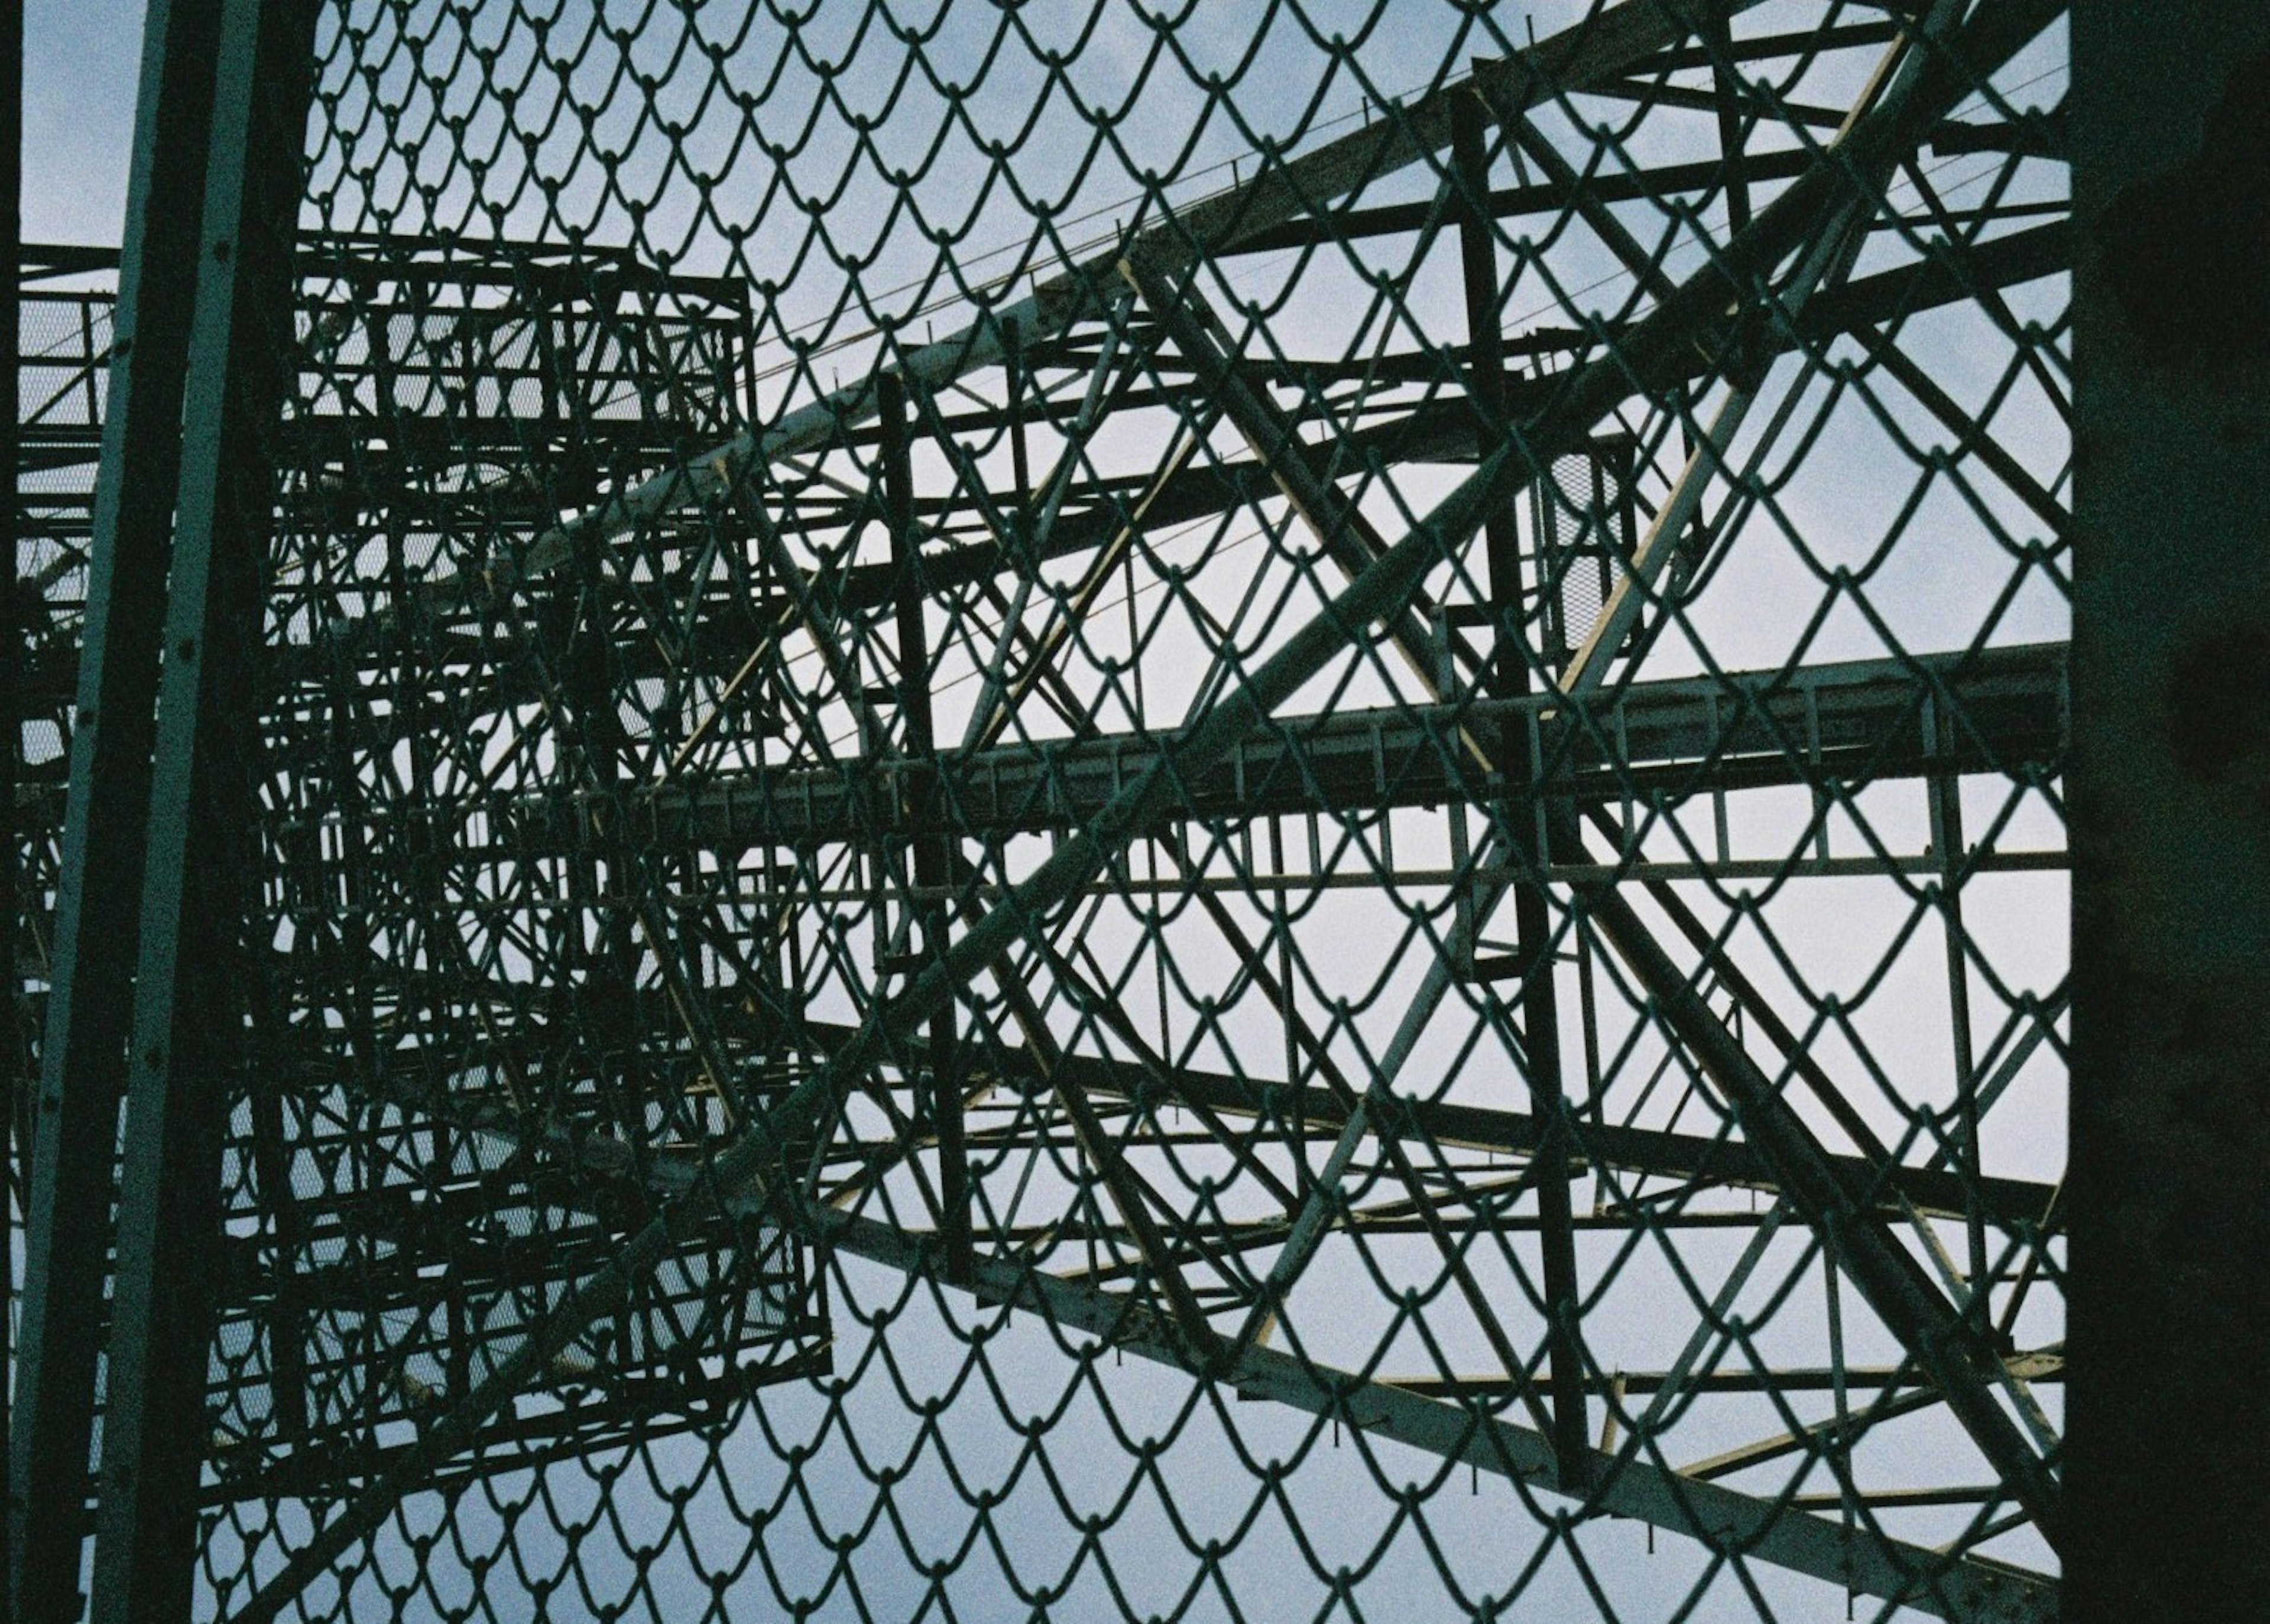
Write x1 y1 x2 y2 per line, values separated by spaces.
14 1 2078 1619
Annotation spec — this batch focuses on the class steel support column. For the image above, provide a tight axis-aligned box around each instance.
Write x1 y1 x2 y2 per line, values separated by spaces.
0 0 19 1609
878 372 972 1282
87 1 317 1616
1451 89 1590 1489
2067 2 2270 1616
8 4 225 1616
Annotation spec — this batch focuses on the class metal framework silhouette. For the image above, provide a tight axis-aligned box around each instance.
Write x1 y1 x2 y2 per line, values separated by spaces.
3 1 2264 1620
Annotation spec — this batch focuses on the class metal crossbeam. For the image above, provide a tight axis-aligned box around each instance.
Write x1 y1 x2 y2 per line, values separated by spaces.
606 643 2065 849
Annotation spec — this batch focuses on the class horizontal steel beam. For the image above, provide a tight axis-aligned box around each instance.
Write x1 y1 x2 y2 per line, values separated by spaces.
570 641 2065 849
832 1022 2065 1235
161 647 2057 873
1380 1349 2065 1399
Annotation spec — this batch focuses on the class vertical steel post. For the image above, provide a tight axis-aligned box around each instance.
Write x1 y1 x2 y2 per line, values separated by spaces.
2069 1 2270 1616
0 1 20 1611
7 4 223 1617
1703 2 1750 235
1450 90 1588 1489
878 371 971 1281
86 1 316 1615
1924 697 1990 1308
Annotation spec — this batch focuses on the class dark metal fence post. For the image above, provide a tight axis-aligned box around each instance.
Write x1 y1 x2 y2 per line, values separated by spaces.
85 0 317 1616
2070 1 2270 1616
0 0 20 1606
7 4 222 1618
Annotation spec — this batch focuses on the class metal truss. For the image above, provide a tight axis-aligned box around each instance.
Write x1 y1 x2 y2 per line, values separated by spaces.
10 1 2179 1620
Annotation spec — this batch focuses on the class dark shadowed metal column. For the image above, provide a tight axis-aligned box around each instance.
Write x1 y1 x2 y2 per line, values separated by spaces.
1448 87 1588 1492
0 0 19 1607
2069 1 2270 1616
86 0 317 1616
7 4 222 1619
878 371 973 1282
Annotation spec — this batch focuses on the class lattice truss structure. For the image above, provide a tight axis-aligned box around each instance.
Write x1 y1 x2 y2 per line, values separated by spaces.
13 1 2076 1619
14 246 115 999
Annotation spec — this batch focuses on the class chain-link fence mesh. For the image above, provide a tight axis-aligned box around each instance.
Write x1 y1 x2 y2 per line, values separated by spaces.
15 1 2074 1618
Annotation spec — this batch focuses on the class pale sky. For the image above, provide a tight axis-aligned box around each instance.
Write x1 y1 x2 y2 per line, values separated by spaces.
25 0 144 246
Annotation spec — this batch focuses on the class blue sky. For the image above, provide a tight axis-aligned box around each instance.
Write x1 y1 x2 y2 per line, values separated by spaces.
25 0 145 246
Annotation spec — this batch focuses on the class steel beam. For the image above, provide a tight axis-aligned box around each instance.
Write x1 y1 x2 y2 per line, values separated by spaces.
309 1008 2061 1237
832 1022 2061 1231
87 1 319 1616
1451 90 1589 1486
878 372 974 1281
1382 1352 2065 1401
613 642 2064 849
2067 1 2270 1615
7 2 225 1616
0 0 20 1598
